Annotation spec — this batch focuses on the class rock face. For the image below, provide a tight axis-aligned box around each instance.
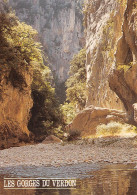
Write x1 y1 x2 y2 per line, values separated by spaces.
68 106 127 136
8 0 84 82
0 69 33 149
85 0 137 124
69 0 137 135
0 2 33 149
109 0 137 125
84 0 124 110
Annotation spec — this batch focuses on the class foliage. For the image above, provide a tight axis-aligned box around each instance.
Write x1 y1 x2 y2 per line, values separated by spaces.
82 0 92 27
62 48 87 124
0 5 63 136
60 102 76 124
66 48 87 109
96 122 137 137
28 65 63 136
117 0 127 7
117 64 131 73
0 9 44 89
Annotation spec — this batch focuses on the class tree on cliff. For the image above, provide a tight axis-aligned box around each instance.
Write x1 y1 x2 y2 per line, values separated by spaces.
61 48 87 124
66 48 87 109
0 4 63 137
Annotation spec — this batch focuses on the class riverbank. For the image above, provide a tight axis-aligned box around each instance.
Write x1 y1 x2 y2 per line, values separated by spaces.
0 136 137 169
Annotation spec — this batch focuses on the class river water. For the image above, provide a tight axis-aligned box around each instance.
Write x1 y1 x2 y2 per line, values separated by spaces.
0 163 137 195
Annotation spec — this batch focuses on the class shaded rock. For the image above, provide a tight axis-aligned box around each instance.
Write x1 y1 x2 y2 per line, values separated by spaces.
0 4 33 149
42 135 62 144
29 132 35 141
67 106 127 136
0 121 33 149
34 135 46 143
18 133 30 143
109 0 137 125
68 129 81 141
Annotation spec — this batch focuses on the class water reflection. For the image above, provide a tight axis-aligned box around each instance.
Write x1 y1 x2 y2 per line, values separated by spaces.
0 164 137 195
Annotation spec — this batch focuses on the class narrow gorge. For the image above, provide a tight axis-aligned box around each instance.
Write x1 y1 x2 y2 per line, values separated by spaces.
0 0 137 146
0 1 137 194
9 0 85 101
69 0 137 136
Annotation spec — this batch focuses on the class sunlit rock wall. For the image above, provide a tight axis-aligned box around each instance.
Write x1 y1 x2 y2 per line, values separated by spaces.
9 0 84 82
84 0 125 110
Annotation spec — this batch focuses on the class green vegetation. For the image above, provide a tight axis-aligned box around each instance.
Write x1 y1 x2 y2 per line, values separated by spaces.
66 48 87 108
0 2 86 138
96 122 137 137
117 0 127 7
117 63 133 73
61 48 87 124
82 0 92 27
61 102 76 124
28 65 63 136
0 9 43 89
0 4 63 137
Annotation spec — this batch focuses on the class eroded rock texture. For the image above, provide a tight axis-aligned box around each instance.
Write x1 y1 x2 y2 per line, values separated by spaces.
0 69 33 149
69 0 137 135
68 106 127 136
109 0 137 125
8 0 84 82
85 0 125 110
0 1 33 149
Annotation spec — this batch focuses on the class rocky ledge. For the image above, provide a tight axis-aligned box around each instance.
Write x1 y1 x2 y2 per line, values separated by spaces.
67 106 127 136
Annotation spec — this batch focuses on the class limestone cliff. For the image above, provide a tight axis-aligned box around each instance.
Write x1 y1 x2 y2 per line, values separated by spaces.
85 0 137 122
69 0 137 135
9 0 84 82
0 1 33 149
109 0 137 125
84 0 125 110
0 70 33 149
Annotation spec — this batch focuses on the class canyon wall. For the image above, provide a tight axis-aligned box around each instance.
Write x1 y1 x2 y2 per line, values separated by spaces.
9 0 84 82
0 70 33 149
0 1 33 149
109 0 137 124
84 0 125 110
69 0 137 135
85 0 137 121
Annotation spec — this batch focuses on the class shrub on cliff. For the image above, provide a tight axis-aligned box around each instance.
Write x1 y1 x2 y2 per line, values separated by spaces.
0 5 63 136
0 9 43 88
60 102 76 124
62 48 87 124
66 48 87 108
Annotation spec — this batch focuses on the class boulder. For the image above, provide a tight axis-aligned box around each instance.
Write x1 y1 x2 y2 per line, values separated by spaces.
42 135 62 144
67 106 127 136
